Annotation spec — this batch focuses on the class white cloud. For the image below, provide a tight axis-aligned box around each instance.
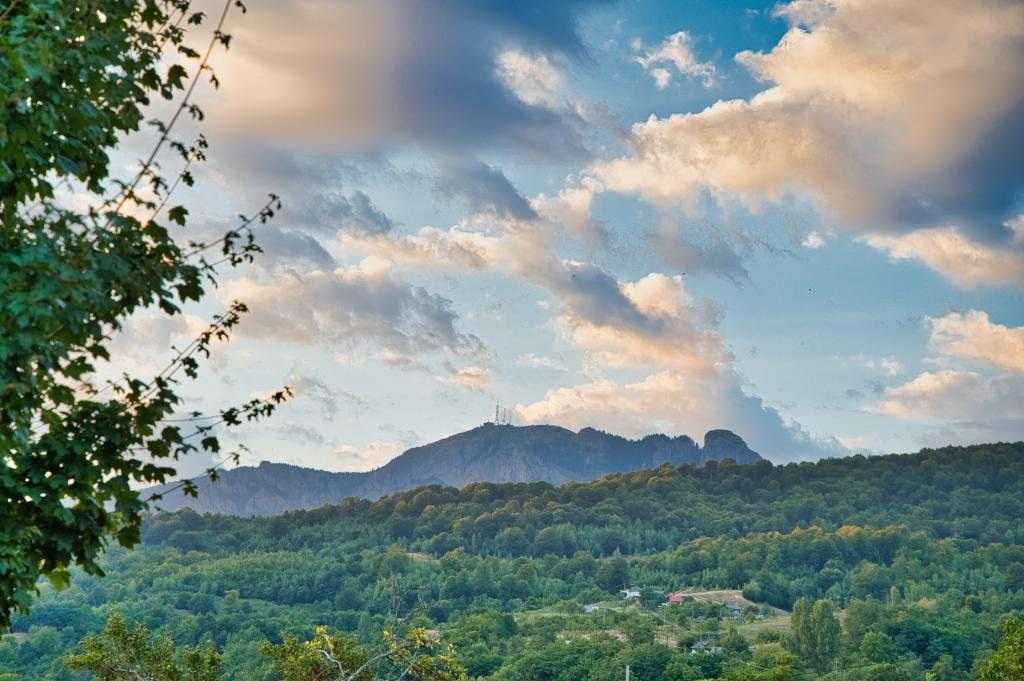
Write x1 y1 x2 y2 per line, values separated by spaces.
531 176 606 243
928 310 1024 373
447 364 491 391
334 440 405 472
496 50 565 108
516 353 567 371
634 31 717 89
865 227 1024 288
335 208 841 460
340 226 507 271
591 0 1024 282
878 370 1024 422
554 269 725 374
801 231 825 249
853 354 903 377
515 370 842 461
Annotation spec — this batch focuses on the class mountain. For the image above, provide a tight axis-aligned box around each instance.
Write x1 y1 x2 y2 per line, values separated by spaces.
147 424 761 516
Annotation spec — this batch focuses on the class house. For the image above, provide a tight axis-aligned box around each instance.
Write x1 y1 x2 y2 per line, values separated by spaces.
690 637 723 656
583 603 600 613
725 601 745 619
666 591 687 605
620 587 641 599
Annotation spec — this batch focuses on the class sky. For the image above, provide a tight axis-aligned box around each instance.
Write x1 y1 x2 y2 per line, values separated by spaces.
108 0 1024 473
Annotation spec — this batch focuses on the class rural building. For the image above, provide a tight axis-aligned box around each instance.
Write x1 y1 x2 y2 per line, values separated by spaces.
620 587 641 599
690 636 723 655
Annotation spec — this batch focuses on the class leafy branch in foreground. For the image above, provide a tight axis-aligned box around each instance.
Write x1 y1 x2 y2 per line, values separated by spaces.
66 612 467 681
0 0 287 627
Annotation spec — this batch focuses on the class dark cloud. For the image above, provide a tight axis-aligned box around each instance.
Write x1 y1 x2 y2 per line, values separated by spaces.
539 260 657 332
217 0 610 158
228 264 484 365
256 226 337 270
435 159 538 220
304 189 395 236
213 148 399 235
286 373 367 419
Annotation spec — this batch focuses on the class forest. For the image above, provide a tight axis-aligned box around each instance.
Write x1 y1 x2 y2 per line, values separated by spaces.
2 442 1023 680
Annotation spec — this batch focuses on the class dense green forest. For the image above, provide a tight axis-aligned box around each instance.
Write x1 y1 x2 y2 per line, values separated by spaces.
3 442 1024 679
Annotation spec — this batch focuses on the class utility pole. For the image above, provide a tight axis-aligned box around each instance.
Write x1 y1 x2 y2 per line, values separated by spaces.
624 665 630 681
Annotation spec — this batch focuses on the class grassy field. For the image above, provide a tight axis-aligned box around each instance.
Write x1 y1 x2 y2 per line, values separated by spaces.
511 594 791 650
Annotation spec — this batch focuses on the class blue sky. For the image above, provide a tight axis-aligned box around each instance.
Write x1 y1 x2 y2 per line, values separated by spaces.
109 0 1024 472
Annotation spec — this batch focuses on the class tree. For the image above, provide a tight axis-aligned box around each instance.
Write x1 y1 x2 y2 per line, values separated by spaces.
66 613 221 681
0 0 287 627
596 555 630 593
926 655 967 681
494 527 529 556
787 598 841 673
662 656 702 681
977 616 1024 681
262 627 372 681
262 626 466 681
861 631 902 663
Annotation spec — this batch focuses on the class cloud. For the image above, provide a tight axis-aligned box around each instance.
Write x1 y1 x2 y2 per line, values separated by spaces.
496 50 565 108
334 440 405 472
446 364 491 391
255 226 337 270
224 259 483 364
516 353 567 371
543 267 725 373
878 370 1024 423
213 0 606 157
99 311 212 382
285 372 367 419
531 176 608 243
634 31 717 89
928 310 1024 373
341 225 507 271
802 231 825 249
852 354 903 377
590 0 1024 261
873 308 1024 443
337 214 841 460
864 227 1024 288
435 160 538 220
515 370 843 461
275 422 328 447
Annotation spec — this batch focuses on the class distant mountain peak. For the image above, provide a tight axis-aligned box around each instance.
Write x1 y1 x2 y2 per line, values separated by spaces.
148 423 760 516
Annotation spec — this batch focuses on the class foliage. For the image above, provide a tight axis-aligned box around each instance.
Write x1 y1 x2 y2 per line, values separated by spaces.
788 598 841 672
65 613 220 680
0 443 1022 679
0 0 288 628
976 616 1024 681
262 625 464 681
262 626 373 681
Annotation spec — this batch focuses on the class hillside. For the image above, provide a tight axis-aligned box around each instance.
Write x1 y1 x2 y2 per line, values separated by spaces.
147 423 761 515
6 442 1024 681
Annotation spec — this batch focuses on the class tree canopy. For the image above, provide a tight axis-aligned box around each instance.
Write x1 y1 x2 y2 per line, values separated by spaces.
0 0 286 628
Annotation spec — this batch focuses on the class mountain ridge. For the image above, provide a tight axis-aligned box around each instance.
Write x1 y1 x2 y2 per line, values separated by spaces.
147 423 761 516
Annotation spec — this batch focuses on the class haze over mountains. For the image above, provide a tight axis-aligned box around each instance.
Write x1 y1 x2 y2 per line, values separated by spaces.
148 424 761 516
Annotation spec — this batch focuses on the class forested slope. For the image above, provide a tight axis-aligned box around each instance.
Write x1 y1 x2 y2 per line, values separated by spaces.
3 442 1023 680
